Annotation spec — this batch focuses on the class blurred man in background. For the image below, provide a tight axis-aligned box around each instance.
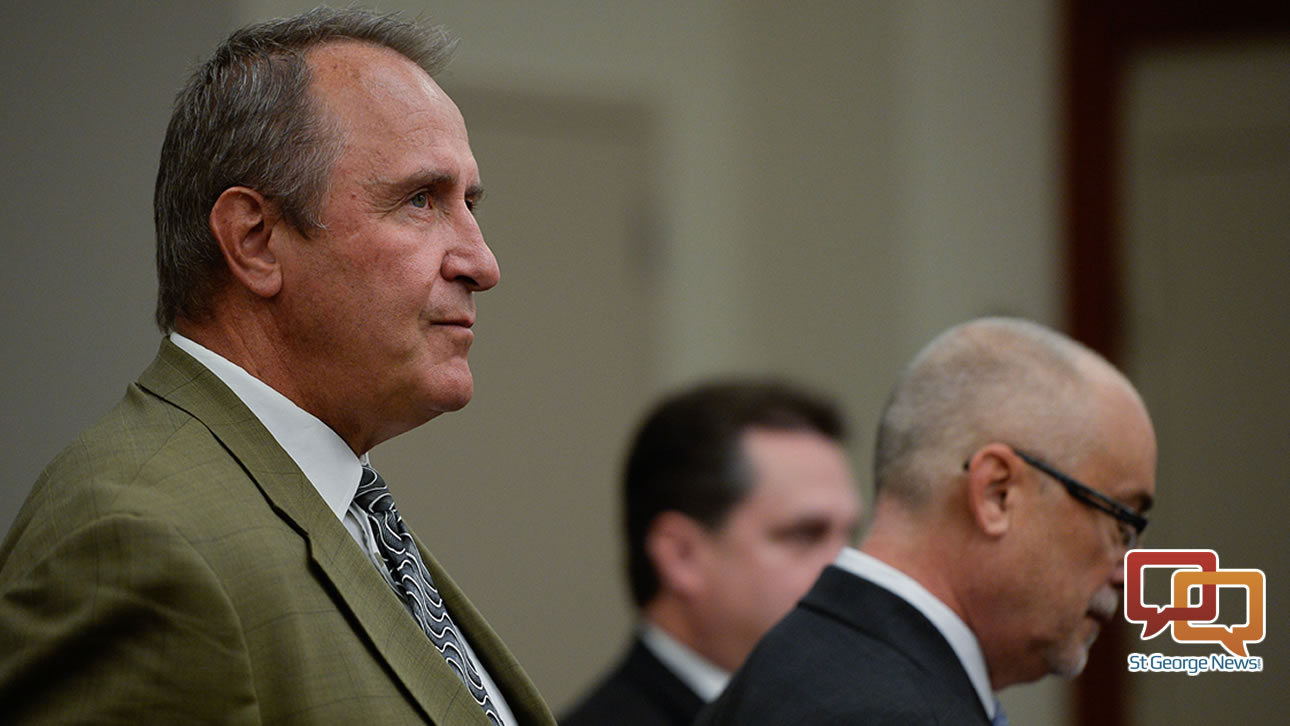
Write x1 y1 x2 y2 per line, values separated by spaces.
563 380 861 726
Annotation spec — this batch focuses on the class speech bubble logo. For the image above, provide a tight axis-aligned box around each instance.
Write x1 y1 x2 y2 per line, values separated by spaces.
1171 569 1265 658
1124 549 1218 639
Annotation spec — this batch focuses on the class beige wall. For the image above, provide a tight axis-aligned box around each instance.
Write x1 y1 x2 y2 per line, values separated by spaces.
1122 43 1289 724
3 0 1067 721
0 2 239 541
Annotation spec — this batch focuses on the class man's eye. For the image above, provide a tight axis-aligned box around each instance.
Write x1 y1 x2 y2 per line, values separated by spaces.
1119 522 1136 548
410 191 430 208
777 522 828 546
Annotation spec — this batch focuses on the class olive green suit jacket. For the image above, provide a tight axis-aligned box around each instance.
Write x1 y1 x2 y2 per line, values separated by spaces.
0 340 555 725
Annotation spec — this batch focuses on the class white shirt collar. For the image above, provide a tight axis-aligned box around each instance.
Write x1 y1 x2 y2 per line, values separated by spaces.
834 547 997 719
639 621 731 703
169 333 362 522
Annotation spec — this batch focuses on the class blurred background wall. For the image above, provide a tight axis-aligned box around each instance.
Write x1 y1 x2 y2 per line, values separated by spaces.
1 1 1284 723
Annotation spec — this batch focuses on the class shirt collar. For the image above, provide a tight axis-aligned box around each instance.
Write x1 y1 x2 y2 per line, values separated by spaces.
834 547 997 719
169 332 362 522
639 621 731 703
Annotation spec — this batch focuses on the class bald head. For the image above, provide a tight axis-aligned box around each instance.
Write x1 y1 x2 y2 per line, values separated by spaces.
873 317 1138 510
864 317 1157 688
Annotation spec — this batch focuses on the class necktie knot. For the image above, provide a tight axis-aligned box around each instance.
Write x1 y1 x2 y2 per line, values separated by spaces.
354 465 395 515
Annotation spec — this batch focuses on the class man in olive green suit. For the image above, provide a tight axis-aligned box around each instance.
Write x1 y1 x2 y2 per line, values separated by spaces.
0 8 554 725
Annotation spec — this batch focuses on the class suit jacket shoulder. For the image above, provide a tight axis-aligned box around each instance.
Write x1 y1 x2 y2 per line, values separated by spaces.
696 566 990 726
561 637 703 726
0 340 554 725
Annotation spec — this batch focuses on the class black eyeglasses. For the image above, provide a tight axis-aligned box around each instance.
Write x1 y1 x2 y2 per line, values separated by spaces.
1010 448 1148 550
963 447 1149 548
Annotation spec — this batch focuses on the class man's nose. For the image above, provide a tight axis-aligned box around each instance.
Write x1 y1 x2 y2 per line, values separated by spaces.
444 213 500 291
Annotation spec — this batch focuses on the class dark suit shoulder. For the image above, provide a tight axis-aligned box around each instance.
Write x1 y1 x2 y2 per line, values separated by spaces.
562 638 703 726
697 608 942 725
697 568 990 726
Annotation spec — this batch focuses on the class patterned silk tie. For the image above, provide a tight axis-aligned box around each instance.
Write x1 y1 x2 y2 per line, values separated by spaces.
353 465 503 725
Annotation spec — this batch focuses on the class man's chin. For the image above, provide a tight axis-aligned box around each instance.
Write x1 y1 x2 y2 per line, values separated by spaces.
431 386 474 414
423 365 475 412
1049 643 1092 679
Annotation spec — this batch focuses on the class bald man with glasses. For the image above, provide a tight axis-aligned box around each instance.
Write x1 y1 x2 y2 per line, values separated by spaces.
698 317 1156 726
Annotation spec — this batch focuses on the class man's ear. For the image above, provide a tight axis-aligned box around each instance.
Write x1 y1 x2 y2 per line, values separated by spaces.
645 511 711 599
964 443 1023 538
209 186 283 298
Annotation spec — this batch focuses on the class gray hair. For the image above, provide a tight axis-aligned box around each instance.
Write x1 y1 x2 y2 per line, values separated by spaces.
153 7 456 331
873 317 1110 507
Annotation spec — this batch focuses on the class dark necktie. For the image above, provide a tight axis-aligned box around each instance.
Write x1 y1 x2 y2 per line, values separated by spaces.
353 465 503 725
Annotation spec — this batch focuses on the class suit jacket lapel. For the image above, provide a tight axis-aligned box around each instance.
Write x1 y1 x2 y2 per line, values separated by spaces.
136 340 495 726
416 539 556 724
621 638 704 723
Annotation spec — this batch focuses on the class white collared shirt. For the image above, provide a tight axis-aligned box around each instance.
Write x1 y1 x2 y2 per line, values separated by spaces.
639 621 731 703
170 333 364 527
168 333 515 725
834 547 998 720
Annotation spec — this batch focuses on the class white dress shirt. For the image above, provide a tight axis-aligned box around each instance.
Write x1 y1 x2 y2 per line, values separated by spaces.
169 333 515 725
834 547 999 721
639 621 731 703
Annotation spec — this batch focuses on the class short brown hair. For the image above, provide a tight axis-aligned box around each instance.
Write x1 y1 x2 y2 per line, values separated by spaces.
624 380 847 607
153 7 455 331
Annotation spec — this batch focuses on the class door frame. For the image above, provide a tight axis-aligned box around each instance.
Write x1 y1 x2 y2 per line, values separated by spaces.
1060 2 1290 724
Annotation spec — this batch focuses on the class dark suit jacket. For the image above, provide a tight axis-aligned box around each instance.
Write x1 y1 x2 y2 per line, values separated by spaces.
561 636 704 726
0 340 555 725
695 566 991 725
